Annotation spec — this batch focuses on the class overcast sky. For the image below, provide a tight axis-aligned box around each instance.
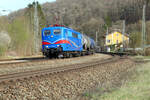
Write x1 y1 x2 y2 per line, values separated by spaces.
0 0 56 15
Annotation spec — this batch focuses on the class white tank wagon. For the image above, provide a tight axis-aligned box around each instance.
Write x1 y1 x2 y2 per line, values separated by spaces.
82 34 96 51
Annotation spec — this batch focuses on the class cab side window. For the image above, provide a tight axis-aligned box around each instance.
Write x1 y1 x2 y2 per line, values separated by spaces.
72 33 78 38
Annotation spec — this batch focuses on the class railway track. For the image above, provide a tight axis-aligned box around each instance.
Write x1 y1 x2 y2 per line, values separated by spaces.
0 56 44 61
0 57 47 65
0 55 125 84
0 54 110 67
0 55 96 65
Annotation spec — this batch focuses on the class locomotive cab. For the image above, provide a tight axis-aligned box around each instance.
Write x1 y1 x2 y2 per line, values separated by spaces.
42 26 65 56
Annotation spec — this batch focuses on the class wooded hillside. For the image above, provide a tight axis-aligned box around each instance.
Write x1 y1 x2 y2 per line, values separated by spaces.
0 0 150 57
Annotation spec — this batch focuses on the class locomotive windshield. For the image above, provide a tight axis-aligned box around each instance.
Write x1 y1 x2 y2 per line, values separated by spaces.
44 30 51 36
53 29 61 35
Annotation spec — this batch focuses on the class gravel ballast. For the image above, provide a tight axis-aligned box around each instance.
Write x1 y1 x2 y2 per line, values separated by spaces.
0 57 135 100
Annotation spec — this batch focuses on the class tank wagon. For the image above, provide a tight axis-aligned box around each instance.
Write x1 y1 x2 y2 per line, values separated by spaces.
41 24 96 58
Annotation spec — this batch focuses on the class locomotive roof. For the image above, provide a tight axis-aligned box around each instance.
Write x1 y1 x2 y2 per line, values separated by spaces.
44 24 94 40
44 24 77 31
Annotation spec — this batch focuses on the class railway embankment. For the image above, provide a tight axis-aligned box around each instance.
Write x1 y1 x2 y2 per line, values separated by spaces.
81 60 150 100
0 55 135 100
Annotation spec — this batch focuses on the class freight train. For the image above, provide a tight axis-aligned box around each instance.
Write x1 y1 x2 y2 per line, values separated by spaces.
41 24 96 58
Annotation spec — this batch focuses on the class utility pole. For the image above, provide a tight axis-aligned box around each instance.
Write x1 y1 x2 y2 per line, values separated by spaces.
142 4 146 55
34 1 39 54
122 20 126 51
96 31 98 46
106 27 108 45
55 12 59 24
61 8 66 25
106 27 109 52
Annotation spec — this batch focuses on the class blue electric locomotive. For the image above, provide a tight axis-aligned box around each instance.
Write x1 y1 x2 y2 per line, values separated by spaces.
41 24 95 58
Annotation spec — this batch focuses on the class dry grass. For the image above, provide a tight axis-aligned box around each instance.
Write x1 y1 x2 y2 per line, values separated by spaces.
84 62 150 100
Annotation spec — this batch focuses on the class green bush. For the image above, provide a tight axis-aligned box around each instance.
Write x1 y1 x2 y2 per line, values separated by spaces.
145 48 150 56
129 31 142 48
0 46 6 56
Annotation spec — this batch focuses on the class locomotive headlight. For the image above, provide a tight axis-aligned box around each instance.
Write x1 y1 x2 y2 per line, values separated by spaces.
45 46 49 48
57 45 60 47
